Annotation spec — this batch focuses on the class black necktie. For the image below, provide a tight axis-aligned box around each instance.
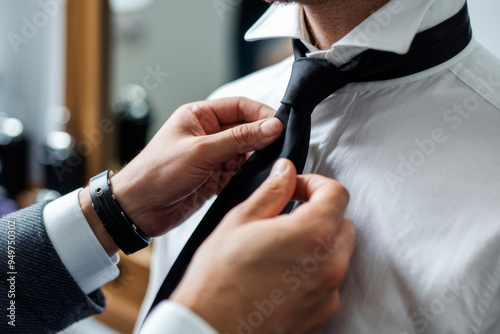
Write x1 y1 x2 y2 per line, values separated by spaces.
147 2 472 315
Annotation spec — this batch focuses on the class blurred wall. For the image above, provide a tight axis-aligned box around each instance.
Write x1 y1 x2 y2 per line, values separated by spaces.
469 0 500 57
0 0 66 182
111 0 238 137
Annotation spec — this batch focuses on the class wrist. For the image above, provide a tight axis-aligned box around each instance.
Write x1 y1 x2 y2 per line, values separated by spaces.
170 296 224 333
172 299 239 334
108 166 150 232
88 170 151 254
170 276 240 334
78 187 120 257
110 163 181 237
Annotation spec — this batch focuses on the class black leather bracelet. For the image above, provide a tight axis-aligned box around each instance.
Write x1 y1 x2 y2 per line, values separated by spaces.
89 170 151 255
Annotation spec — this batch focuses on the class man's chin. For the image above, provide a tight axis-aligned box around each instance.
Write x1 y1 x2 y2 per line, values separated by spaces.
264 0 331 4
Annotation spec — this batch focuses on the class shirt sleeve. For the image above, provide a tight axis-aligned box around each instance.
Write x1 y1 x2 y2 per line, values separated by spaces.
140 301 218 334
43 188 120 294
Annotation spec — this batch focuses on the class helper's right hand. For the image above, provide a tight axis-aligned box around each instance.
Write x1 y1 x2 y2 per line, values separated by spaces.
171 158 356 334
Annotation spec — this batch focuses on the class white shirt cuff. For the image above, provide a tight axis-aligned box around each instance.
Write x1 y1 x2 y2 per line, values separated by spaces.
140 301 218 334
43 188 120 295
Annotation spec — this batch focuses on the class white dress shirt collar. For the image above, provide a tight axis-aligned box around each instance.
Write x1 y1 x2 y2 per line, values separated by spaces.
245 0 466 65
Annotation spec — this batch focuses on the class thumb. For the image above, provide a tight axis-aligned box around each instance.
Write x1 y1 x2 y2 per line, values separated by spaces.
231 159 297 222
207 118 283 163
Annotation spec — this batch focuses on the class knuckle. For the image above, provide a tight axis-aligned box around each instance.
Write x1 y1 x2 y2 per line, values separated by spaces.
298 223 333 255
307 210 335 235
308 291 340 333
327 255 351 287
316 251 352 288
236 96 251 105
184 101 205 118
332 181 350 202
343 218 357 242
336 255 351 278
314 221 335 242
191 137 206 152
231 125 256 152
180 101 196 111
225 206 246 224
191 139 212 161
329 291 341 316
262 178 285 197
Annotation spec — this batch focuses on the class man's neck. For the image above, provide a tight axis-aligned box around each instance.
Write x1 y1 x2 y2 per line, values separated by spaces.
303 0 391 50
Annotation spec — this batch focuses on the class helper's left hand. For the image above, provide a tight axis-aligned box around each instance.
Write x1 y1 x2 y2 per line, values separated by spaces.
83 97 282 247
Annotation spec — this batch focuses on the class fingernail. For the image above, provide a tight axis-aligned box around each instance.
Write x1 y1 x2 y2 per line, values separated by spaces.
260 118 282 137
271 159 288 177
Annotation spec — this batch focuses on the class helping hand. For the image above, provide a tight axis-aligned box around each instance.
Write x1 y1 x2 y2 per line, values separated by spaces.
171 159 356 334
110 97 283 237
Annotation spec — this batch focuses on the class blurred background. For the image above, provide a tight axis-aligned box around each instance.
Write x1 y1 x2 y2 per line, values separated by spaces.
0 0 498 333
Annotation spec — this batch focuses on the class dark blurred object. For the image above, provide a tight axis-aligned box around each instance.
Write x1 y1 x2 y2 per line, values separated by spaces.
113 84 151 165
39 130 83 195
236 1 270 78
0 186 18 217
235 2 293 78
38 106 82 195
0 115 28 198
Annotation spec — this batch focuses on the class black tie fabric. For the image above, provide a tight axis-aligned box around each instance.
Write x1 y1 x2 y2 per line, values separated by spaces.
147 2 472 315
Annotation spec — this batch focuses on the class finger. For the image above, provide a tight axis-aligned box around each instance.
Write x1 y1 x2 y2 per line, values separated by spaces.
322 217 356 288
304 290 340 333
190 97 277 135
293 174 349 205
202 117 283 164
220 123 244 131
218 124 264 160
317 290 340 329
291 174 350 228
229 159 297 222
335 217 356 255
326 290 341 319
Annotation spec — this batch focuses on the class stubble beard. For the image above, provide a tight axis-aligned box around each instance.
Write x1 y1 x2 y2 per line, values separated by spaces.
265 0 332 4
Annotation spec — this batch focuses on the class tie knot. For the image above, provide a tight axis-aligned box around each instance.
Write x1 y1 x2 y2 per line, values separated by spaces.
281 57 349 113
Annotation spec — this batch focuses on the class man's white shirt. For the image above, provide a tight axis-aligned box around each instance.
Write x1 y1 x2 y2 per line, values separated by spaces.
44 0 500 333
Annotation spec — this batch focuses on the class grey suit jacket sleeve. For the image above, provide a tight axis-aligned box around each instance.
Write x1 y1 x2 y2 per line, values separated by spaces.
0 202 106 333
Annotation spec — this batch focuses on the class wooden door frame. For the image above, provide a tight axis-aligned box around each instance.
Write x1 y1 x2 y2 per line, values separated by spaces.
65 5 150 333
65 0 113 182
